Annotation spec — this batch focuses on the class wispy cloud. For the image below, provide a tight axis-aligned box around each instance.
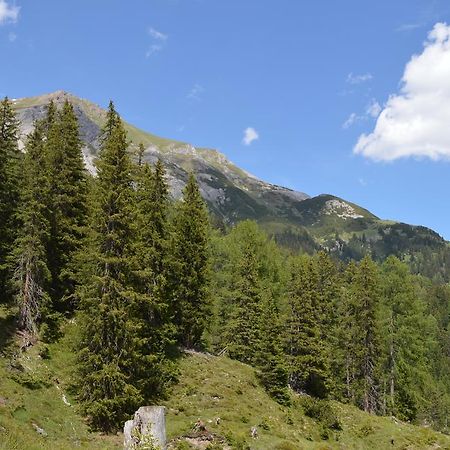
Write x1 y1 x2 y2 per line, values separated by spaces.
354 23 450 161
187 83 204 100
8 31 16 42
366 99 382 118
145 44 163 58
343 99 382 129
346 72 373 84
396 23 423 32
0 0 19 24
342 113 361 129
148 27 168 41
145 26 167 58
242 127 259 146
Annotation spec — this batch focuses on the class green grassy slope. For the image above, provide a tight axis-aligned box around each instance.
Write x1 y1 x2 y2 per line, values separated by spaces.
1 306 449 450
165 354 450 450
0 306 122 450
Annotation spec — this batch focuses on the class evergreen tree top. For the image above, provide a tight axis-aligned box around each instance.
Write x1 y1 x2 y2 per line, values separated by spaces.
102 100 121 141
0 97 19 143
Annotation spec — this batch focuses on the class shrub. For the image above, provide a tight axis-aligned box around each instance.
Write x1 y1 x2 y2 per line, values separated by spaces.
224 433 250 450
259 418 270 430
357 422 374 437
301 397 341 431
11 372 52 390
39 345 50 359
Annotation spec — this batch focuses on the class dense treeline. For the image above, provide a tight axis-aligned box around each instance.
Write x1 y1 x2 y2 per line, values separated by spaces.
210 221 450 431
1 97 449 433
332 226 450 284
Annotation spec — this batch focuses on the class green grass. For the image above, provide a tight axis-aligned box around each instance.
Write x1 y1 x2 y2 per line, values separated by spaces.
163 352 450 449
1 306 450 449
0 306 122 449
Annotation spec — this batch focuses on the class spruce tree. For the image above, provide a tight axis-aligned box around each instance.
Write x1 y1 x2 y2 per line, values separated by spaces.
76 102 141 431
136 160 170 283
171 173 210 348
46 100 88 312
257 295 290 404
133 159 177 399
352 256 382 413
12 124 51 336
137 142 145 167
286 255 330 398
313 251 340 393
0 97 21 301
210 220 285 352
336 260 359 402
43 100 57 132
226 240 262 364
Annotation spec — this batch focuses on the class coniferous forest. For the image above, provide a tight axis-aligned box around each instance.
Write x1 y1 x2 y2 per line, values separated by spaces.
1 96 450 438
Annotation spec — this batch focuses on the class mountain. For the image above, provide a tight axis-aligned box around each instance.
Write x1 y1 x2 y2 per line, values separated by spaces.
12 91 450 281
14 91 310 225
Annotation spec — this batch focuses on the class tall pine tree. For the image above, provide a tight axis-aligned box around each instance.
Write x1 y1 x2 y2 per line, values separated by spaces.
352 256 382 413
12 123 51 336
76 102 141 431
46 100 88 313
133 159 177 400
0 97 21 301
226 239 262 364
171 173 210 348
314 251 340 394
336 260 359 402
286 255 330 398
257 294 290 404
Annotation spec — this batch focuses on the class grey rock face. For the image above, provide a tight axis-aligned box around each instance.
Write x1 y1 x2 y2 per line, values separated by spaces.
124 406 166 450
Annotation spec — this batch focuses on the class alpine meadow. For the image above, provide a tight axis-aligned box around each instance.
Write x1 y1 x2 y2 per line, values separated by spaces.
2 2 450 449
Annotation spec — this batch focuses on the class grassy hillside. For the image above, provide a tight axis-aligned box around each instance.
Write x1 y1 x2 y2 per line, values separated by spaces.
0 306 122 450
1 306 449 450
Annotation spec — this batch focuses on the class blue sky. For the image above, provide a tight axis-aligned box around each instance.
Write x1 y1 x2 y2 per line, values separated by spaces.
1 0 450 239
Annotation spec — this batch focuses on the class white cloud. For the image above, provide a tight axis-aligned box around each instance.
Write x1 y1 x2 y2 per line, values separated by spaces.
145 44 162 58
148 27 168 41
0 0 19 24
145 26 167 58
354 23 450 161
347 72 373 84
366 99 382 118
343 113 361 129
8 31 16 42
187 83 204 100
242 127 259 146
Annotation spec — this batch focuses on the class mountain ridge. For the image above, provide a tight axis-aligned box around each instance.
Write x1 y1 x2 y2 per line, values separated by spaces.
12 91 450 281
13 90 313 222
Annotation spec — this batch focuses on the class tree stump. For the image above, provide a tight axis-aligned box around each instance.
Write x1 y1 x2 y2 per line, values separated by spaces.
124 406 166 449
